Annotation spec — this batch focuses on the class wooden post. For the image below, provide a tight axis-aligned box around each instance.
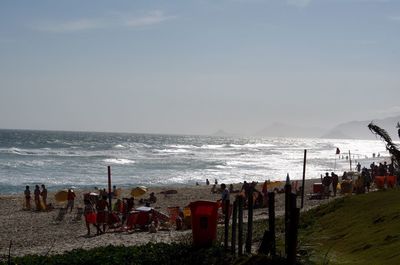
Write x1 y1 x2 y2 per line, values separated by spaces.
107 166 112 210
284 174 291 257
287 193 299 265
238 195 244 256
301 149 307 208
268 192 276 256
246 186 254 254
231 199 238 255
224 199 230 250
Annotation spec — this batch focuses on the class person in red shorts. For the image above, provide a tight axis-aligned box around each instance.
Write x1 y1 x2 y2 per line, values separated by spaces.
84 199 102 236
96 196 109 233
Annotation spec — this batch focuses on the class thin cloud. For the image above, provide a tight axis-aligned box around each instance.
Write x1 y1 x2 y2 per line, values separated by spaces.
31 10 175 33
32 18 105 32
123 10 176 27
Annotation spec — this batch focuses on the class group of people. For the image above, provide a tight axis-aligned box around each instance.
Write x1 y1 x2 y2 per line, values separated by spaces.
321 172 340 197
83 191 160 236
369 161 395 177
24 184 48 211
83 195 110 236
216 180 269 217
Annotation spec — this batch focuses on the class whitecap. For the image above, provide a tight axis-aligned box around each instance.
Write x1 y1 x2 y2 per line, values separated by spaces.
104 158 135 165
156 149 189 153
200 144 226 149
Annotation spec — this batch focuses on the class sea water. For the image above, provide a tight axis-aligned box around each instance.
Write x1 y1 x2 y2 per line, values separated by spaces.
0 129 390 194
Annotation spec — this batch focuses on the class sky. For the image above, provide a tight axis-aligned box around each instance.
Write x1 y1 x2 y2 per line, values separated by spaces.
0 0 399 135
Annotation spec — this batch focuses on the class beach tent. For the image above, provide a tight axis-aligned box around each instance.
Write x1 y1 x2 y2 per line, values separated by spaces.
131 186 148 197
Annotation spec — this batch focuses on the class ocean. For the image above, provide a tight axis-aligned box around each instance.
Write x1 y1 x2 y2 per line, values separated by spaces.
0 129 389 194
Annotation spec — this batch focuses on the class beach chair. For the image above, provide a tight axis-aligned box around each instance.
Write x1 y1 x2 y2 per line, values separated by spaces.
124 211 139 231
374 176 385 189
106 212 122 232
135 211 151 230
386 176 397 188
167 206 180 226
53 208 67 223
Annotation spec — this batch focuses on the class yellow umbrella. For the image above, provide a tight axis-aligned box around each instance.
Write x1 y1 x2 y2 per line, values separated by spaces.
131 186 148 197
54 190 68 202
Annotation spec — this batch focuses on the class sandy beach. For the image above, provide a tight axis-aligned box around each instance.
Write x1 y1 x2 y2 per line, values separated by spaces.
0 179 333 258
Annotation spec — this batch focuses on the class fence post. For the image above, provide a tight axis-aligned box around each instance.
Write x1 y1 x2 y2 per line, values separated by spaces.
287 193 299 265
224 199 230 250
246 187 254 254
284 174 291 257
268 192 276 256
231 199 238 255
238 195 244 256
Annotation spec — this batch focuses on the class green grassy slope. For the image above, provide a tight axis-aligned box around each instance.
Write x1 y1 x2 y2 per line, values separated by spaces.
299 189 400 265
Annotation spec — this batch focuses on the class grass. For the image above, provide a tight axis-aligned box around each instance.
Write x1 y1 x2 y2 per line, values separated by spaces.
298 189 400 265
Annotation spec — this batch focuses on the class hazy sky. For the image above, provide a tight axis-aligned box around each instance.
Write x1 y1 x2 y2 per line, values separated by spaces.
1 0 399 135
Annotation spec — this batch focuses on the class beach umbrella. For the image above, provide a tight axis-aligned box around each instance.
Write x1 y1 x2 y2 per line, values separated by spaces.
54 190 68 202
131 186 148 197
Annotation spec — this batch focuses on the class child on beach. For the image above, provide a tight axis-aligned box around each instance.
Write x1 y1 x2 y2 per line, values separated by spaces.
24 186 31 210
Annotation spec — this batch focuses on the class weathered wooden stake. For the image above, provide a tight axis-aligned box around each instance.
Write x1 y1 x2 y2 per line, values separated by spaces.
107 166 112 210
268 192 276 256
231 199 238 255
284 173 291 257
238 195 244 255
301 149 307 208
246 187 254 254
224 199 230 250
287 193 299 265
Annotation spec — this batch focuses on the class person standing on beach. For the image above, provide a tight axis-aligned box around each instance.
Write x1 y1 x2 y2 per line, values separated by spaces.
34 185 41 210
66 189 76 213
356 163 361 172
322 173 332 198
40 184 47 209
84 199 102 236
331 172 339 197
220 183 230 215
24 186 31 210
96 196 109 233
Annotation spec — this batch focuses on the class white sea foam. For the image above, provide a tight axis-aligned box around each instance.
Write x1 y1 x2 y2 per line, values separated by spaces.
0 130 393 194
156 149 189 153
104 158 135 165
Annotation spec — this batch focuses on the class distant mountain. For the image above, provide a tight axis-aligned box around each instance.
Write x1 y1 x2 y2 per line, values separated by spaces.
322 115 400 140
256 122 326 138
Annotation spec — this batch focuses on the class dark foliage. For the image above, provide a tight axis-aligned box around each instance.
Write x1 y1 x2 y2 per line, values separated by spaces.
2 243 232 265
368 122 400 169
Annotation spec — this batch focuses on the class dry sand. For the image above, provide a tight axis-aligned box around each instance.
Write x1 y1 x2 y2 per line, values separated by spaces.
0 179 333 258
